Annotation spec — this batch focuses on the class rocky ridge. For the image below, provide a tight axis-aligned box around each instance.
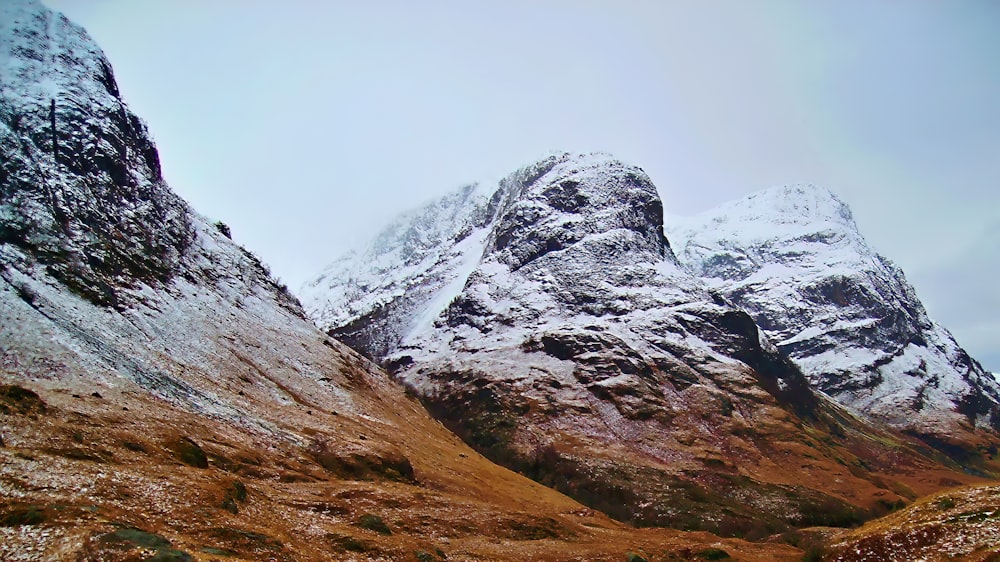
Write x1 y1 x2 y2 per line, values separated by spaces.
0 0 194 310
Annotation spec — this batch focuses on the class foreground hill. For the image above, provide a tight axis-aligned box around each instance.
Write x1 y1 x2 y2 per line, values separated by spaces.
826 482 1000 561
0 1 808 560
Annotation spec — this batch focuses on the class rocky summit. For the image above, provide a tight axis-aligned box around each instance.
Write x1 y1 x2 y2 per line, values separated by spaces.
667 185 1000 440
304 152 1000 533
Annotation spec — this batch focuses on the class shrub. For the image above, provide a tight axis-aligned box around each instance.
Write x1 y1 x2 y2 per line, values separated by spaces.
696 548 731 560
326 533 372 553
802 544 825 562
357 514 392 535
937 496 956 510
0 507 46 526
171 437 208 469
221 480 248 513
123 441 147 453
214 221 232 239
0 384 46 415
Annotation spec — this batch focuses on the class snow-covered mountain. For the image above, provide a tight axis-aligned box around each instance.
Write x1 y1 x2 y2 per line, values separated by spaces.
0 0 398 443
0 0 330 421
667 185 1000 436
304 152 991 532
0 0 198 311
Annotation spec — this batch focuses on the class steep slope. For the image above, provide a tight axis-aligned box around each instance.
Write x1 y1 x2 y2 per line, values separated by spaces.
305 153 987 536
0 3 812 560
667 185 1000 450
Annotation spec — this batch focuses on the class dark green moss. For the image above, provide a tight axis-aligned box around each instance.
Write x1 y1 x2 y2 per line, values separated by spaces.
147 548 192 561
357 514 392 535
123 441 147 453
326 533 374 553
200 547 239 557
0 507 46 526
100 527 171 549
937 496 956 510
171 437 208 469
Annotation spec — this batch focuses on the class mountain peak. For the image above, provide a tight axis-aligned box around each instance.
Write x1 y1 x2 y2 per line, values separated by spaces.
1 0 121 106
302 151 676 356
486 151 668 269
750 183 854 223
305 155 999 533
673 183 857 238
669 186 1000 435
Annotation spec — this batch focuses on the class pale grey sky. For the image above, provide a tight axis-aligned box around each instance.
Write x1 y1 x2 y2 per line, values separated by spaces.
44 0 999 371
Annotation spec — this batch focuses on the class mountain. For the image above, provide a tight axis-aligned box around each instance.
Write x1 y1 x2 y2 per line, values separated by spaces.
304 152 994 536
0 3 819 560
667 185 1000 443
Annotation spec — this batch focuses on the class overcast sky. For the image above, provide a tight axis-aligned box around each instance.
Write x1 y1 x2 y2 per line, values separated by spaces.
45 0 998 371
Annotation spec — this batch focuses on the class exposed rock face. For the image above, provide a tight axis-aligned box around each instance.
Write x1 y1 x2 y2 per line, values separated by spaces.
1 0 319 419
1 0 192 308
667 185 1000 437
305 153 984 533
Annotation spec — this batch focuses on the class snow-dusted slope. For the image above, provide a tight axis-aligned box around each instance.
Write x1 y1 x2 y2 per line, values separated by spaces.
0 0 378 431
301 182 495 358
668 184 1000 435
304 153 974 532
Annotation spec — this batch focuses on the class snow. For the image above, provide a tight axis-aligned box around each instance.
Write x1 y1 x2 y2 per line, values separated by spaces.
407 225 488 337
668 183 1000 433
308 164 999 437
778 318 878 347
300 181 493 341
